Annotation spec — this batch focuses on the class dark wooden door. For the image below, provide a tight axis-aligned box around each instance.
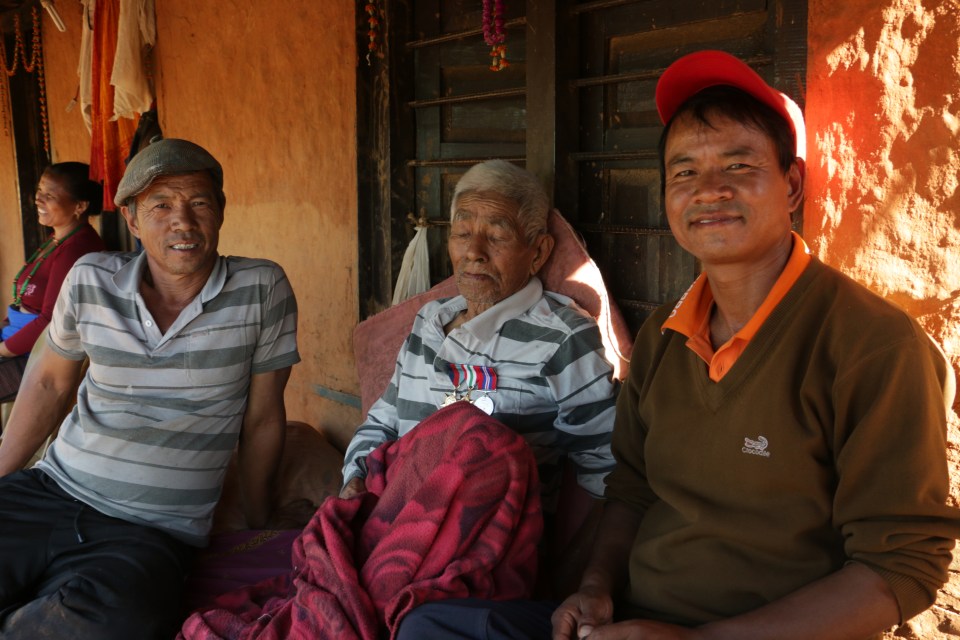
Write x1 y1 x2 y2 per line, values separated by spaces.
406 0 528 285
3 10 49 260
357 0 807 333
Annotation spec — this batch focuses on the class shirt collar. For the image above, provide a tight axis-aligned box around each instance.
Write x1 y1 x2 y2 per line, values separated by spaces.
112 251 150 293
436 276 544 343
662 231 812 339
112 251 227 301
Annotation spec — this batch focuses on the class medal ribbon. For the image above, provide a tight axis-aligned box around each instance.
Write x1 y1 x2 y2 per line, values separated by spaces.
447 364 497 391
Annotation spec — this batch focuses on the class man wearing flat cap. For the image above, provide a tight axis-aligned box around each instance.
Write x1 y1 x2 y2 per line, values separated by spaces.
549 51 959 639
0 139 299 639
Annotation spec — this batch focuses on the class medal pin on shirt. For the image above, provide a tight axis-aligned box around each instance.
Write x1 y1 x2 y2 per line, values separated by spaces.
444 364 497 414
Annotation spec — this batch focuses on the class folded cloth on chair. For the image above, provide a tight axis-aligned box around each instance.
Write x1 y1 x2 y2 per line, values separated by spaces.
179 402 543 640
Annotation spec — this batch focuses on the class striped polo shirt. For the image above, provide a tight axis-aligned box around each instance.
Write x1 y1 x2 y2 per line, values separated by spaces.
343 277 618 510
36 251 300 546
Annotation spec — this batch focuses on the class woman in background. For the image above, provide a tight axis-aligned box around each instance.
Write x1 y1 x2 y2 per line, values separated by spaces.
0 162 105 401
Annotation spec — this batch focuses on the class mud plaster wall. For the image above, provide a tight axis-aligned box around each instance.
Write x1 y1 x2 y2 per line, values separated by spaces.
43 1 87 164
0 1 361 436
805 1 960 635
154 0 361 433
805 0 960 468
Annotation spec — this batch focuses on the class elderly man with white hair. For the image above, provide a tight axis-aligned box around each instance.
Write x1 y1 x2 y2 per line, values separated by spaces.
341 160 619 514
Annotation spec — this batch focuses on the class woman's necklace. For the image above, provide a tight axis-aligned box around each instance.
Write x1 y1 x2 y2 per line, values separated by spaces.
11 223 85 308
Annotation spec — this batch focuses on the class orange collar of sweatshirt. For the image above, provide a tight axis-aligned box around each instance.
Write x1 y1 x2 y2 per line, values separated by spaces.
661 232 811 382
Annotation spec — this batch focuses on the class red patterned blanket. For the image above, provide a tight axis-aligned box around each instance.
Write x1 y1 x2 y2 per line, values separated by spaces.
179 402 542 640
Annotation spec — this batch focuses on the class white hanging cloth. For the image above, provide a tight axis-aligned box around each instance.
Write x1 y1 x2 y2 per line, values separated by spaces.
392 221 431 305
77 0 94 131
111 0 156 120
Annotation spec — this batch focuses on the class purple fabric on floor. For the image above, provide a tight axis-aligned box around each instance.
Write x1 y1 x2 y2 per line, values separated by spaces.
182 529 300 613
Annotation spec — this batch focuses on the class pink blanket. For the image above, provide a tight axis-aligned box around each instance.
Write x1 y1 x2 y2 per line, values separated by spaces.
180 402 543 639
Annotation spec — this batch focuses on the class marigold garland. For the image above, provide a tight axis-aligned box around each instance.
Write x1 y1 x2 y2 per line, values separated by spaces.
363 1 380 66
482 0 507 71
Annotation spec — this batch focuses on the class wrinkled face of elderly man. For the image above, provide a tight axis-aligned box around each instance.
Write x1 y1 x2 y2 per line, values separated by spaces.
448 190 553 321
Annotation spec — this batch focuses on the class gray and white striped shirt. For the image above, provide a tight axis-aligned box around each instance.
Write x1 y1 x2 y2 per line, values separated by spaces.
344 277 618 510
37 251 300 545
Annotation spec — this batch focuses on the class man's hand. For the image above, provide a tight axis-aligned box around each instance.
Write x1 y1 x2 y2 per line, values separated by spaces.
552 585 614 639
573 620 704 640
339 476 366 499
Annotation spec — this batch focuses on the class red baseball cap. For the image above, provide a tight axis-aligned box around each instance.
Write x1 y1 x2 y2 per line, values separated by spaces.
655 50 806 160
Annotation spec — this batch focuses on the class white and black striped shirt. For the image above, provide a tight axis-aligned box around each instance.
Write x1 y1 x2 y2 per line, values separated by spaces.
344 278 618 510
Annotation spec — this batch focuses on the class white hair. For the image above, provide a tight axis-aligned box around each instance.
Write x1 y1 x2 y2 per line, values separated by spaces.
450 160 550 244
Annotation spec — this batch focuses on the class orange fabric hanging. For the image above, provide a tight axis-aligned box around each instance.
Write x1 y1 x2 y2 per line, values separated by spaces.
89 0 139 212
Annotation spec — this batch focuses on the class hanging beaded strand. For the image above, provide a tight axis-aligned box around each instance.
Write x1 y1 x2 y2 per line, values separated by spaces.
0 9 48 155
0 13 23 77
482 0 507 72
20 9 40 74
0 13 24 139
0 70 10 137
32 7 49 159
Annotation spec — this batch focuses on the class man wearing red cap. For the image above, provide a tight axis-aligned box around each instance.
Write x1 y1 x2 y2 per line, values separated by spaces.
551 50 958 639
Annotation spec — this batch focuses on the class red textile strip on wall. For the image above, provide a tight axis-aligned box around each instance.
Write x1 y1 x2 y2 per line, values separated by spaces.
89 0 138 212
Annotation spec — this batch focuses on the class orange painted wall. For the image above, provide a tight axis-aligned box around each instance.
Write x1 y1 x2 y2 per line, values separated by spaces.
804 4 960 632
152 0 360 433
805 2 959 428
43 1 88 163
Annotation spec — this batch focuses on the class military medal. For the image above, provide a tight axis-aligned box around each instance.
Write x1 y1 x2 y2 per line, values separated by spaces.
441 392 459 407
472 394 494 414
447 363 497 414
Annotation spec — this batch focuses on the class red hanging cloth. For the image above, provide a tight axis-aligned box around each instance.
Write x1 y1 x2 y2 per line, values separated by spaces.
89 0 138 212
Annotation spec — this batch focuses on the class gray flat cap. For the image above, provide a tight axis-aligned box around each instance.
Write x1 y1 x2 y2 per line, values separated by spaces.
114 138 224 207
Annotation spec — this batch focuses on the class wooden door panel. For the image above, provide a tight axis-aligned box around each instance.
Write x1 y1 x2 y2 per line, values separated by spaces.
409 0 528 284
443 101 527 144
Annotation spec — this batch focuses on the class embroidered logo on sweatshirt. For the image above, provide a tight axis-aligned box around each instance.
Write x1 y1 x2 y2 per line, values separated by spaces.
742 435 771 458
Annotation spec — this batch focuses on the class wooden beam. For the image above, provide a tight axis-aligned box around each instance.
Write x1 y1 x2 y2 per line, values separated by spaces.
525 0 556 197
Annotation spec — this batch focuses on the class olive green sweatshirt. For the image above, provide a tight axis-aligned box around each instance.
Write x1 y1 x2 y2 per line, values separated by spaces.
607 257 958 627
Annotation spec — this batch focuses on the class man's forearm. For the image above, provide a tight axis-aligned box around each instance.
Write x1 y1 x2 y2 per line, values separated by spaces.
238 368 291 528
238 416 284 528
0 366 77 475
699 563 900 640
342 418 396 484
579 500 643 594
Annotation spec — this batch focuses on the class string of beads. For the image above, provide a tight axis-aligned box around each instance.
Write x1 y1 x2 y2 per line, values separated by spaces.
0 8 49 156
